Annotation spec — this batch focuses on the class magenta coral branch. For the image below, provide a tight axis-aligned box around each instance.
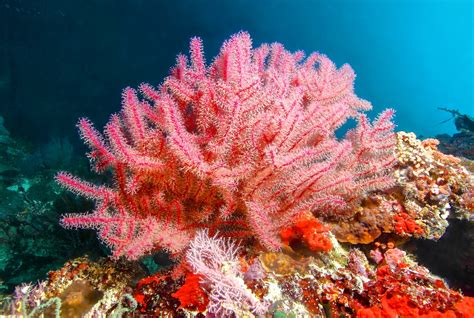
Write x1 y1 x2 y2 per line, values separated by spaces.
160 97 208 175
246 201 282 250
189 37 205 77
56 172 111 200
77 118 116 170
105 114 163 170
122 87 146 142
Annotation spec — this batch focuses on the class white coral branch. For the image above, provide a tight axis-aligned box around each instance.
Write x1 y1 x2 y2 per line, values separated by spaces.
187 230 269 316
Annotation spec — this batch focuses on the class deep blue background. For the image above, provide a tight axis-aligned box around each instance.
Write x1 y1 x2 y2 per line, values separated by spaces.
0 0 472 145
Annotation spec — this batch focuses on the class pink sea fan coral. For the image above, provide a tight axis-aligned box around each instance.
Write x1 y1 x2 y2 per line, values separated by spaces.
57 32 396 259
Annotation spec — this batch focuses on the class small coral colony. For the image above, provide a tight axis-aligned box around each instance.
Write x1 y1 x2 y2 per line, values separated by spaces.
7 32 474 317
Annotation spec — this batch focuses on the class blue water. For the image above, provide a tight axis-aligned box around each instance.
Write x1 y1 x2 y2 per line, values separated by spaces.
0 0 471 143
